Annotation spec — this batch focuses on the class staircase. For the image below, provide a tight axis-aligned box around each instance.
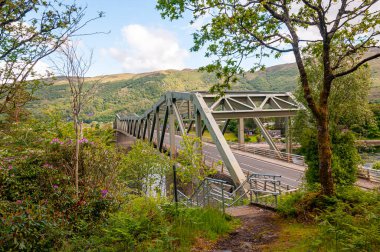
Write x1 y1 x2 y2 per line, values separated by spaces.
176 172 293 212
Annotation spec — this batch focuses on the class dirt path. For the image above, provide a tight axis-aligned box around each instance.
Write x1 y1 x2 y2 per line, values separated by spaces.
211 205 280 252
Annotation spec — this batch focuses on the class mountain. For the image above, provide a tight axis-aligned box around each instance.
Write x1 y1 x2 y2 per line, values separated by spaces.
30 54 380 122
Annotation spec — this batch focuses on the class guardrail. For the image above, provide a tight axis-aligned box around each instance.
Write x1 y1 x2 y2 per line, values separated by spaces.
228 142 306 166
202 154 297 192
185 133 306 167
358 166 380 183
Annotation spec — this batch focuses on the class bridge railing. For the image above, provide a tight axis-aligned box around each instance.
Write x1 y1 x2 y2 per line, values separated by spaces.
202 154 298 192
358 166 380 183
228 142 306 166
185 132 305 167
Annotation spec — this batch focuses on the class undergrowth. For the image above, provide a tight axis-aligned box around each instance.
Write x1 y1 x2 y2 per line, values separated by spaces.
64 197 236 251
277 186 380 251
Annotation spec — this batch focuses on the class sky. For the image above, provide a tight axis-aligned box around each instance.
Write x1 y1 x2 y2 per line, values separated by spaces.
47 0 296 77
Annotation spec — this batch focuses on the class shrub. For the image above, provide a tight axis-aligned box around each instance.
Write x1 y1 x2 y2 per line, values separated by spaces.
300 130 360 186
372 161 380 170
0 121 125 251
277 186 380 251
67 197 235 252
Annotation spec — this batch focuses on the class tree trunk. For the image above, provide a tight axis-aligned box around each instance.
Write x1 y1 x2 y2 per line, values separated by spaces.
74 114 80 198
316 106 334 196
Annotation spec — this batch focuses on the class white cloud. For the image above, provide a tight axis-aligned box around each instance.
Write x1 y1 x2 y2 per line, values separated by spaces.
279 53 296 64
104 24 189 73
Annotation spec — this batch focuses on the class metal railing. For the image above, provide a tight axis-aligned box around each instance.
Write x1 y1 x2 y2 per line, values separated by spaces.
202 154 297 192
358 166 380 183
228 142 305 166
177 173 288 211
186 133 305 166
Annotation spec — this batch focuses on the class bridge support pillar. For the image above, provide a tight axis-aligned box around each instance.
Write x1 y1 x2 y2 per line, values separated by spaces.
238 118 244 144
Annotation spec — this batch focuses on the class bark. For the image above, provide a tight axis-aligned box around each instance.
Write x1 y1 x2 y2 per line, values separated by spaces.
74 114 80 197
316 106 334 196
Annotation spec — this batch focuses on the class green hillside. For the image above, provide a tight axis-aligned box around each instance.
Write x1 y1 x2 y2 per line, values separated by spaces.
30 56 380 122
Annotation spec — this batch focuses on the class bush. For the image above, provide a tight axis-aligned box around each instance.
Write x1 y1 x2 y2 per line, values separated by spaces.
66 197 235 252
0 121 124 251
372 161 380 170
277 186 380 251
300 130 360 186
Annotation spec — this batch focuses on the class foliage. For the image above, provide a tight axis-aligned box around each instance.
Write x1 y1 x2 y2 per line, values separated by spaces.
65 197 235 252
0 0 103 117
176 135 216 190
120 140 172 196
299 129 360 186
293 60 371 187
277 187 380 251
0 117 124 251
372 162 380 170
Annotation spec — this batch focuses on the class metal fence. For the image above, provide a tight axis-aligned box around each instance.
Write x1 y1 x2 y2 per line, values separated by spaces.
228 142 305 166
176 173 290 211
194 134 305 166
358 166 380 183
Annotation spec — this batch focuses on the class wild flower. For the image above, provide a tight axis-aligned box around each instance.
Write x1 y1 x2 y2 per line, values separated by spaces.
101 189 108 198
53 184 59 189
50 138 64 145
16 200 23 205
79 138 89 144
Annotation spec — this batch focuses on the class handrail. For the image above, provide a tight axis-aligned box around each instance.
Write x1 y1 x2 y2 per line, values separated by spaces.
358 166 380 183
176 171 290 210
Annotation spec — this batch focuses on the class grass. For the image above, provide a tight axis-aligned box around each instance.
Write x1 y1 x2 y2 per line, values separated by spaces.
169 207 238 251
262 219 318 252
63 197 237 252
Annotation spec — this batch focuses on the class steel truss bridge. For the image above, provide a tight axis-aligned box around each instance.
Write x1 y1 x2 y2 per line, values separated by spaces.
114 91 304 188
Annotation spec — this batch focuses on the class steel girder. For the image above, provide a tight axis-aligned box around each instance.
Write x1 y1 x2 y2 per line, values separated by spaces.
115 91 304 188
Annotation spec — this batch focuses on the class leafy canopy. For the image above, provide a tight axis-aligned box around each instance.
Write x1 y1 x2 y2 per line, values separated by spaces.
157 0 380 95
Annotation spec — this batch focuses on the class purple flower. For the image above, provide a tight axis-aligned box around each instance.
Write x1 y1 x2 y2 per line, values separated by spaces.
53 184 59 189
8 165 13 170
101 189 108 198
16 200 23 205
79 138 89 144
50 138 64 145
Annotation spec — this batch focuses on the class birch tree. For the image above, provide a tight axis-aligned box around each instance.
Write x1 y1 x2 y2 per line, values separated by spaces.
53 42 100 196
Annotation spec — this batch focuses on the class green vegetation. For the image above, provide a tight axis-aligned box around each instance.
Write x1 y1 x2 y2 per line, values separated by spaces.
0 115 233 251
65 197 235 251
372 162 380 170
277 186 380 251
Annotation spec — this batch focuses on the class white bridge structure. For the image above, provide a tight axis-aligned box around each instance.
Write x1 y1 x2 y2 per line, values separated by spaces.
114 91 305 188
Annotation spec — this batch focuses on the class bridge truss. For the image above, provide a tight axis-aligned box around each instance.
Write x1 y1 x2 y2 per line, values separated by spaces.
114 91 304 187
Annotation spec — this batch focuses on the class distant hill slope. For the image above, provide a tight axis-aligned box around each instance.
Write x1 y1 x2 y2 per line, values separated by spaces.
30 55 380 122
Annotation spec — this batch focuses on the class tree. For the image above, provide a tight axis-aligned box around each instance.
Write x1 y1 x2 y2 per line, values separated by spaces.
176 135 216 193
294 60 371 186
0 0 103 117
52 42 101 197
157 0 380 195
120 140 171 196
